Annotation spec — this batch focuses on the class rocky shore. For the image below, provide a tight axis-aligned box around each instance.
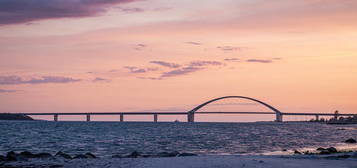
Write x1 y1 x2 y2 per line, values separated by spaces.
1 138 356 168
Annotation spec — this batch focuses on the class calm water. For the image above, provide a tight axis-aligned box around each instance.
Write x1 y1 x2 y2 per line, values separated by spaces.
0 121 356 157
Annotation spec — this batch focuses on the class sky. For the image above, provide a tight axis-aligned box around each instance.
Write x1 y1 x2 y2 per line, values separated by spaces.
0 0 357 122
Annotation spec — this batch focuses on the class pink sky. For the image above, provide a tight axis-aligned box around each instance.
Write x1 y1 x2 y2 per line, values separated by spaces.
0 0 357 122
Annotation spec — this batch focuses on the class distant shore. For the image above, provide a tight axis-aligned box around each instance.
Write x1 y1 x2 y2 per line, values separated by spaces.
0 113 34 120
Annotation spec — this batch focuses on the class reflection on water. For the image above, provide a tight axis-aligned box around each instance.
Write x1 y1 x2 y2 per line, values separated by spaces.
0 121 356 157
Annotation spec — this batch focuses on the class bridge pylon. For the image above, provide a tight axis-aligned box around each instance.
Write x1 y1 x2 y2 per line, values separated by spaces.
187 112 195 122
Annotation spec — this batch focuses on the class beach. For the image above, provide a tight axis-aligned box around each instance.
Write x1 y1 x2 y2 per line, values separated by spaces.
2 155 357 168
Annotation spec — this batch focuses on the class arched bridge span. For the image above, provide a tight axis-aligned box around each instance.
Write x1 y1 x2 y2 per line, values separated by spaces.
187 96 283 122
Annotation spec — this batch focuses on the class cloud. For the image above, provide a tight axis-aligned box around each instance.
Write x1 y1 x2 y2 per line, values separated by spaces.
185 41 202 45
137 77 162 80
217 46 241 51
118 7 144 13
0 0 136 25
224 58 240 62
134 43 147 50
92 77 111 82
0 89 19 93
161 66 202 78
128 60 224 79
246 59 273 63
0 75 81 85
150 61 181 68
124 66 147 73
189 60 223 67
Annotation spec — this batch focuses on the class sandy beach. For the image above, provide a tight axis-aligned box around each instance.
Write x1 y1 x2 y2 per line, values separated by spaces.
2 154 357 168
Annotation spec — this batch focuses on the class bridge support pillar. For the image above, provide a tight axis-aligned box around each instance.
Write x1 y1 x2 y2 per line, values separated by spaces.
54 114 58 122
187 113 195 122
315 115 319 121
154 114 158 122
86 114 91 122
120 114 124 122
275 113 283 122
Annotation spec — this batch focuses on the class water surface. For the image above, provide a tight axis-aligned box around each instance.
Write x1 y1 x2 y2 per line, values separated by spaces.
0 121 356 157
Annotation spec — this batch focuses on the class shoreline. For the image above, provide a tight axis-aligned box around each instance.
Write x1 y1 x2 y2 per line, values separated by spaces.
2 154 356 168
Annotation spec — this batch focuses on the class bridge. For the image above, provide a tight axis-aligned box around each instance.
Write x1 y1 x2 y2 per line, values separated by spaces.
11 96 356 122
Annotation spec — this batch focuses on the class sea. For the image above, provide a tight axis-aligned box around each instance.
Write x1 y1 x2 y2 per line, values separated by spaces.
0 121 356 157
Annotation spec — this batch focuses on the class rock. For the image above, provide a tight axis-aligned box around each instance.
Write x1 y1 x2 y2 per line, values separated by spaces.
6 151 18 161
293 150 301 155
337 154 350 159
112 154 123 158
169 151 180 157
177 153 197 157
157 151 180 157
126 151 141 158
0 155 5 161
55 151 72 159
303 151 311 155
319 149 331 155
316 147 325 151
345 138 357 143
73 154 87 159
34 152 52 158
282 149 287 151
326 147 338 153
20 151 36 158
84 152 96 159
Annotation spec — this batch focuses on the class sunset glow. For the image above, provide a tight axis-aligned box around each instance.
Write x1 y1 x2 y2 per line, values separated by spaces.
1 0 357 121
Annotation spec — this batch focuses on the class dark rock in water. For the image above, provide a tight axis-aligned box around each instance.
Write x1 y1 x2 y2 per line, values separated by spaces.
55 151 72 159
20 151 36 158
326 147 338 153
345 138 357 143
0 155 6 161
142 154 152 158
178 153 197 157
73 154 87 159
316 147 325 151
34 152 52 158
282 149 287 152
157 151 180 157
303 151 311 155
170 151 180 157
293 150 301 155
319 149 331 155
6 151 18 161
337 155 351 159
126 151 141 158
84 152 97 159
112 154 123 158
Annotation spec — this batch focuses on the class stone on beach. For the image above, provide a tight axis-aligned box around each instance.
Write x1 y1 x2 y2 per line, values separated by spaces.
20 151 36 158
178 153 198 157
55 151 72 159
84 152 97 159
157 151 180 157
35 152 53 158
6 151 18 161
345 138 356 143
293 150 301 154
126 151 141 158
73 154 88 159
0 155 6 161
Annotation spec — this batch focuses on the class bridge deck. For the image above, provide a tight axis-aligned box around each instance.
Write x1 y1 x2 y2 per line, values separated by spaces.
13 112 356 116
